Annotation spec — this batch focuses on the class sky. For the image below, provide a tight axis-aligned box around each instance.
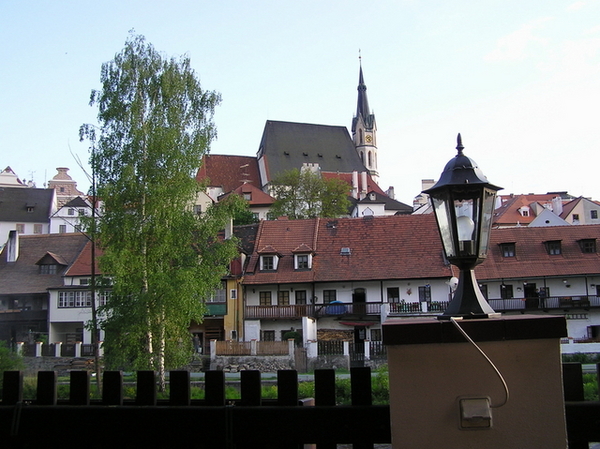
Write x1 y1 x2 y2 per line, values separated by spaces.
1 0 600 205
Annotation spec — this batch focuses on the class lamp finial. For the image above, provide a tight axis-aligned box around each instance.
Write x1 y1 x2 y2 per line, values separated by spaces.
456 133 464 155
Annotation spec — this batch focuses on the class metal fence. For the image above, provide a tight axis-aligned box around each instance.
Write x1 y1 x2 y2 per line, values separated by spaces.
0 363 598 448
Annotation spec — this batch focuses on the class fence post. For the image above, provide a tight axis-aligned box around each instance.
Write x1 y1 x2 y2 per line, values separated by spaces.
75 342 82 358
15 342 23 356
35 341 43 357
54 342 62 357
210 339 217 361
288 338 295 358
307 340 318 358
251 339 257 356
364 339 371 361
343 340 350 357
98 341 104 357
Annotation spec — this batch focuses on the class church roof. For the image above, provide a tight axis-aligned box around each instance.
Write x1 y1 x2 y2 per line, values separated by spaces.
196 154 261 193
256 121 368 183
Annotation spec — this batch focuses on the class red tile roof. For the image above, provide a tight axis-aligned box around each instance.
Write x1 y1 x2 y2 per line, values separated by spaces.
476 224 600 280
494 194 563 226
221 182 275 206
243 215 451 284
196 155 261 192
321 171 386 195
66 240 102 277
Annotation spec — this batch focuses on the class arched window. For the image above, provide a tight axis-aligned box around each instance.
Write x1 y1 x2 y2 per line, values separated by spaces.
360 151 364 163
359 129 363 144
368 151 372 168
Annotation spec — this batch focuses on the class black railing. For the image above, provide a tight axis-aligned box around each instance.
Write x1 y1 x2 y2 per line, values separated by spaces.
1 364 598 447
489 295 600 312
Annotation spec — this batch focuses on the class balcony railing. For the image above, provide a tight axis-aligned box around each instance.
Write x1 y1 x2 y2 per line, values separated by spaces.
489 295 600 312
245 302 382 320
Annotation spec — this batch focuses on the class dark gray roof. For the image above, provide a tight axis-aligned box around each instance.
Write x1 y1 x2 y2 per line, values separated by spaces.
357 191 413 214
63 197 90 208
0 233 88 294
0 187 55 223
256 121 368 182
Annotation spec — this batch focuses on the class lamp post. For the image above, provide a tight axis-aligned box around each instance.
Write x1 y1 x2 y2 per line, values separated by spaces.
423 134 502 320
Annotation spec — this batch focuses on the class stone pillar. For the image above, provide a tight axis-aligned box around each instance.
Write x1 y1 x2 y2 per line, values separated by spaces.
364 339 370 361
15 342 24 356
250 339 257 356
288 338 295 359
74 342 82 358
383 315 568 449
343 340 350 357
35 341 43 357
210 339 217 361
307 340 318 359
55 342 62 357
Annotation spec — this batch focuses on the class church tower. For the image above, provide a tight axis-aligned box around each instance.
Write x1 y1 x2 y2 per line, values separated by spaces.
351 60 378 182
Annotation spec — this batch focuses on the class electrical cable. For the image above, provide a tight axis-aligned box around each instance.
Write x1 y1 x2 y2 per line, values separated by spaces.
450 317 510 408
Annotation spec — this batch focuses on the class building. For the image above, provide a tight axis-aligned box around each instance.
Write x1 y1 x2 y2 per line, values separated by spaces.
242 215 452 346
46 167 86 207
0 186 57 246
0 232 89 344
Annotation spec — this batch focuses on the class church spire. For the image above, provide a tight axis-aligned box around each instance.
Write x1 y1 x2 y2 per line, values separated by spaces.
352 56 378 182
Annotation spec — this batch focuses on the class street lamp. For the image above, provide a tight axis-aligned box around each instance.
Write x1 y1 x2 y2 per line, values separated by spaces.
423 134 502 320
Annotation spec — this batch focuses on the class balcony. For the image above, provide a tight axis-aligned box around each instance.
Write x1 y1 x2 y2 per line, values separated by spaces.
245 302 383 320
489 295 600 312
0 309 47 322
205 302 227 316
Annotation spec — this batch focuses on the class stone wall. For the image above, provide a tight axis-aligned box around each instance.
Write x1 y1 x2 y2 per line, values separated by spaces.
22 357 94 376
210 355 294 372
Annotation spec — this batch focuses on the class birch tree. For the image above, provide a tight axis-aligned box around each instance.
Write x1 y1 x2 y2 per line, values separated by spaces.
80 33 243 388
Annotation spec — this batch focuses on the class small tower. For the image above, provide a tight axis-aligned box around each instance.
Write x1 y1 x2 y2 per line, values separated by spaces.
351 58 378 182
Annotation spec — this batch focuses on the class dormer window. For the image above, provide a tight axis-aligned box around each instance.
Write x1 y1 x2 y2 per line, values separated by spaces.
544 240 562 255
500 243 515 257
260 255 279 271
68 208 75 216
518 206 530 217
243 193 252 201
292 244 314 270
295 254 311 270
39 264 57 274
592 210 598 220
578 239 597 254
26 205 35 213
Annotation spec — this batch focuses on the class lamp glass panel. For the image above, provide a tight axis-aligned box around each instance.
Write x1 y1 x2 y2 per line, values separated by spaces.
479 188 496 257
453 197 477 256
431 195 456 258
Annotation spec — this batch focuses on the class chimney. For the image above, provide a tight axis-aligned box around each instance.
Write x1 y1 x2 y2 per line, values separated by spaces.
552 196 563 216
225 218 233 240
386 186 395 200
352 171 359 199
360 172 368 199
6 230 19 262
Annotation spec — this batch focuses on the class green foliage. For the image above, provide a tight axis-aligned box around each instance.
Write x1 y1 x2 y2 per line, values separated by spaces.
80 33 244 381
583 373 599 401
269 168 351 219
0 342 24 385
562 353 600 364
232 206 258 226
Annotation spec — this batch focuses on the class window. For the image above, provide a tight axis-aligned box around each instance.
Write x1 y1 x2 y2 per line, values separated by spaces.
579 239 597 254
295 254 310 270
26 206 34 213
59 225 67 234
58 291 92 308
78 209 85 216
252 213 259 221
500 243 515 257
387 287 400 303
208 282 226 302
262 330 275 341
193 205 202 215
99 291 110 306
33 224 43 234
79 278 90 285
295 290 307 305
573 214 580 223
259 291 272 306
39 264 57 275
500 284 514 299
545 240 562 255
479 284 488 300
323 290 336 304
278 291 290 306
370 329 382 341
68 208 75 216
16 224 24 234
418 285 431 303
591 210 598 220
260 255 277 271
243 193 251 201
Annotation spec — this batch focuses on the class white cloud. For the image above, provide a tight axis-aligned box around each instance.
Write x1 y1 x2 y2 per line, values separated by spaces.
566 1 586 11
485 17 553 62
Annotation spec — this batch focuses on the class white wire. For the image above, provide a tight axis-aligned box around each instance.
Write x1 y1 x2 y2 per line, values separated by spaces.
450 317 510 408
